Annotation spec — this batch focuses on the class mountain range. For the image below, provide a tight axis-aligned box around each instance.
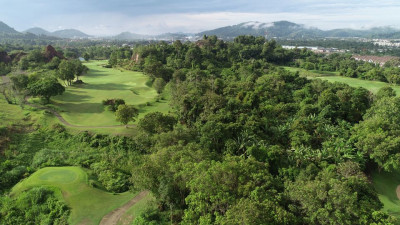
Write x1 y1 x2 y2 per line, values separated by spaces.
2 20 400 40
24 27 90 39
198 21 400 39
0 21 19 34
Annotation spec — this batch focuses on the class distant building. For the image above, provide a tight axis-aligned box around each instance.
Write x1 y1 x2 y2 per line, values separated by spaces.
352 55 399 67
282 45 345 54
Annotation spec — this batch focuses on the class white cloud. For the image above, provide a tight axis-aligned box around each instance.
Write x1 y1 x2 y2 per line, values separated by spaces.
3 0 400 35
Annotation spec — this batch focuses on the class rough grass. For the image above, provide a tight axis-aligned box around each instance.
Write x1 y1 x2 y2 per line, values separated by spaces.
284 67 400 94
117 193 156 225
0 95 26 127
51 60 169 126
372 171 400 218
11 167 136 225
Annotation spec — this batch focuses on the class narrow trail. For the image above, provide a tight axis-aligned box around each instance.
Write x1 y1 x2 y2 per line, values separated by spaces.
99 191 149 225
23 96 135 128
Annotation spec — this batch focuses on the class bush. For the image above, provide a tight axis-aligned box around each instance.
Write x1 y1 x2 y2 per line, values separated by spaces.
102 98 125 111
0 187 70 224
91 162 131 192
51 123 66 133
31 148 68 168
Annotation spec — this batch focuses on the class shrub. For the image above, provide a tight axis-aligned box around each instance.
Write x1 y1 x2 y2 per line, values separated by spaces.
51 123 66 133
102 98 125 111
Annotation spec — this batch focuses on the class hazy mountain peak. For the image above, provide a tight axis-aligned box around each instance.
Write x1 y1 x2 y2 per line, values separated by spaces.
0 21 19 34
51 29 90 38
24 27 51 35
273 20 301 27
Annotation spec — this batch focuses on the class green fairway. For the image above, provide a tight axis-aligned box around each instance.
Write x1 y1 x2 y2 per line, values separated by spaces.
284 67 400 94
51 60 169 126
11 167 136 225
309 76 400 95
372 171 400 218
283 66 340 77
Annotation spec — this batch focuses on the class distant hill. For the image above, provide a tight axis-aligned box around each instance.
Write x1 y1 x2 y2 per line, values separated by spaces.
155 32 193 40
4 20 400 41
24 27 89 39
197 21 400 39
0 21 20 34
113 32 149 40
111 32 193 41
197 21 320 39
0 20 88 39
51 29 90 39
24 27 51 36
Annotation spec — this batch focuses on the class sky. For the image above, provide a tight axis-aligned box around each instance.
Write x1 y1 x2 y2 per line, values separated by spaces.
1 0 400 36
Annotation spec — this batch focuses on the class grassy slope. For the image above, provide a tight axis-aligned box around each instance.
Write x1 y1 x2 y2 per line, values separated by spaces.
117 193 156 225
284 67 400 94
11 167 136 225
51 60 169 126
372 171 400 218
0 88 46 128
0 95 26 127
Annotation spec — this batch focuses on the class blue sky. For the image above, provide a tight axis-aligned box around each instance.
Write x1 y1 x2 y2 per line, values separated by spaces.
1 0 400 35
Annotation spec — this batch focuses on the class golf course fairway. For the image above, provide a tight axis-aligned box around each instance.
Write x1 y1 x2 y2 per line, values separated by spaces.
284 67 400 95
51 60 168 127
11 167 136 225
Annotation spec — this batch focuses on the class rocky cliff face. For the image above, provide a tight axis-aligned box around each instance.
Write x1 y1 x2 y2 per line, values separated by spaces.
0 51 11 64
44 45 65 62
131 53 140 62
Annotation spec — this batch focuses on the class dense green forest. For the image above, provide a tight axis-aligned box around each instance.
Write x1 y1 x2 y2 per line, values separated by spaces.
1 35 400 224
292 52 400 84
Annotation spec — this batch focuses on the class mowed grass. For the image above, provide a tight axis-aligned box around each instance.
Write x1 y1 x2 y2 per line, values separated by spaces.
372 171 400 218
283 66 340 77
11 167 136 225
284 67 400 95
51 60 166 126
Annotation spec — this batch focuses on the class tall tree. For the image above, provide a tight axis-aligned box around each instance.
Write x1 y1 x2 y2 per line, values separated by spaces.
353 96 400 171
27 76 65 104
58 60 76 86
115 104 138 127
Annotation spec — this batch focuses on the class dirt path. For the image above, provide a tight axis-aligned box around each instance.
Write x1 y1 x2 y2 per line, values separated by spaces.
99 191 149 225
23 96 135 129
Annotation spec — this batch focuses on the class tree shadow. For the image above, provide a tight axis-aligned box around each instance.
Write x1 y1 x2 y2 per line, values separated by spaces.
68 89 86 93
81 83 132 90
58 92 92 103
60 102 105 113
87 69 108 77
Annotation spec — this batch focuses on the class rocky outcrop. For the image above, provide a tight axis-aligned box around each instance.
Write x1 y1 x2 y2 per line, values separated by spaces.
0 51 11 64
131 53 140 62
9 51 27 62
44 45 64 62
